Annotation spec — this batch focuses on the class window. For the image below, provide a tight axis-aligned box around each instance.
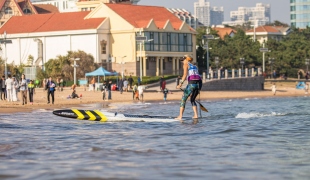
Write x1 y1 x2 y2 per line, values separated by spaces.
5 7 13 15
81 8 88 11
100 40 107 54
23 8 31 14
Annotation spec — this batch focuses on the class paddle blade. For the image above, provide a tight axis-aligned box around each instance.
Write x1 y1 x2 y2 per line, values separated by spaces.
197 101 208 112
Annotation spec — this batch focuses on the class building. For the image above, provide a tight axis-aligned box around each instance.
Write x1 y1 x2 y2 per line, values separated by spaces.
32 0 140 12
167 8 197 29
0 0 59 26
210 7 224 26
223 3 271 27
212 26 235 39
290 0 310 28
194 0 224 27
32 0 78 12
0 3 196 77
246 26 291 44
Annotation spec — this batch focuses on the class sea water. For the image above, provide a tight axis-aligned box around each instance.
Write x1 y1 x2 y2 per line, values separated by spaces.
0 96 310 180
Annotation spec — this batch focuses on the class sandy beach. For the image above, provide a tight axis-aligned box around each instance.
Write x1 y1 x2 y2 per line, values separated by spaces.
0 81 307 114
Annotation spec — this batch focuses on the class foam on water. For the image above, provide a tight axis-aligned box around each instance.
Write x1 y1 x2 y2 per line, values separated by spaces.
235 112 286 119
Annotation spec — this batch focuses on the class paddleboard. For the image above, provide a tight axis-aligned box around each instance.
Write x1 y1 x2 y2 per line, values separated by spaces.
52 109 191 122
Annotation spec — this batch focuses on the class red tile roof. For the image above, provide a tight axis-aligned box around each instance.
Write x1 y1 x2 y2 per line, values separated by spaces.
247 26 289 33
33 4 59 14
213 27 235 39
105 3 184 30
0 11 105 34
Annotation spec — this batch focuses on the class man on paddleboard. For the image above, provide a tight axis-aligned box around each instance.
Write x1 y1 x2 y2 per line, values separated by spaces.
175 54 202 120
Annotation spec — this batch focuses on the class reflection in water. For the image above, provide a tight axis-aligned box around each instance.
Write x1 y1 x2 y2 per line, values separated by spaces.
0 97 310 180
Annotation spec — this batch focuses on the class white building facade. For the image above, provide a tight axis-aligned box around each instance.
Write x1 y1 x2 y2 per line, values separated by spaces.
0 3 196 77
194 0 224 27
223 3 271 27
32 0 78 12
32 0 140 12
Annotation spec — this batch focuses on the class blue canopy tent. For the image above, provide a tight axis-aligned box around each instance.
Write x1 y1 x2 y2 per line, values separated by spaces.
85 67 118 80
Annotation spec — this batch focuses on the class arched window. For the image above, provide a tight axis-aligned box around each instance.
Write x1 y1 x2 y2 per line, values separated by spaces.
23 8 31 14
5 7 13 15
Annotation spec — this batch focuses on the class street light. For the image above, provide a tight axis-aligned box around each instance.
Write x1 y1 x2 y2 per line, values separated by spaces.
240 57 245 76
269 57 275 78
0 31 12 79
70 58 80 85
250 24 256 42
305 58 310 72
136 29 153 81
202 28 217 78
119 55 126 79
215 57 219 78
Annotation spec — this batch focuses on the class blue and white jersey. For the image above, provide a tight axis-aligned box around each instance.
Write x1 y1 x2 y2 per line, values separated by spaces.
187 62 201 81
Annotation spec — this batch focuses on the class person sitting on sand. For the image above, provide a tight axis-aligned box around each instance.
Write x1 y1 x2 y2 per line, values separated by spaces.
71 89 80 99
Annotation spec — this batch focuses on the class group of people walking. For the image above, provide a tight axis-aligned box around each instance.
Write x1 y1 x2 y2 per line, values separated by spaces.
0 74 35 105
0 74 58 105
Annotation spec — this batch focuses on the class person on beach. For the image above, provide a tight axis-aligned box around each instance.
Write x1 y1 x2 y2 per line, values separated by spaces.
132 83 138 100
175 54 202 120
305 83 309 94
71 89 80 99
137 76 141 86
159 76 164 92
101 81 107 100
46 77 56 104
128 75 134 89
12 76 19 101
123 78 128 92
137 84 145 101
5 74 13 102
0 76 6 100
19 74 28 105
271 83 277 95
28 80 35 105
91 77 96 91
107 80 112 100
163 87 169 101
118 77 123 94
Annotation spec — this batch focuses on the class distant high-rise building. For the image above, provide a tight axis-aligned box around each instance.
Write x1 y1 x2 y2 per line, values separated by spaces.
167 8 197 29
222 3 270 27
290 0 310 28
194 0 224 27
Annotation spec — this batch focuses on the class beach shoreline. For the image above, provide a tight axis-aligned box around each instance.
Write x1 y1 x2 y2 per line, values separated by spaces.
0 81 307 114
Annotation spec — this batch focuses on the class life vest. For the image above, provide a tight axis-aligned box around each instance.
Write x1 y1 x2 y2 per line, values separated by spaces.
187 62 201 81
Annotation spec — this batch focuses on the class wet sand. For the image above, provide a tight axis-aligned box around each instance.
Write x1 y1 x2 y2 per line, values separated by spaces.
0 81 307 114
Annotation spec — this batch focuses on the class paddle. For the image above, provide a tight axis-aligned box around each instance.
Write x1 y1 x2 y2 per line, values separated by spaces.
180 88 208 112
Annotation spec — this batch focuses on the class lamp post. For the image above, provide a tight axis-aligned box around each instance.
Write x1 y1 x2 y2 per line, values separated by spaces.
136 29 153 81
71 58 80 85
202 28 215 78
240 57 245 76
0 31 12 79
250 24 256 42
119 55 126 79
269 57 274 78
215 57 219 78
306 58 310 72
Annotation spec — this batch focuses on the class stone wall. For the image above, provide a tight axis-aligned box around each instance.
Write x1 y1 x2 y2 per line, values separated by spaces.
201 76 265 91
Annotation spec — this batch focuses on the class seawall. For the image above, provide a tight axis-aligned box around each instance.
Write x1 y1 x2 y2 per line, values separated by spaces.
201 76 265 91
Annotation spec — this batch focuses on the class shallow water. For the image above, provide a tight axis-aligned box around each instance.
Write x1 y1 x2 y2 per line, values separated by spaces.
1 96 310 180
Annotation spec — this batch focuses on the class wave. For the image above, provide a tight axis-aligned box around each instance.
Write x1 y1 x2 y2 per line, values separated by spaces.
235 112 286 119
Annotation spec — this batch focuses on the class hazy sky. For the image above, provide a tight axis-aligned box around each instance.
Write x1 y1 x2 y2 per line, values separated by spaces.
139 0 290 24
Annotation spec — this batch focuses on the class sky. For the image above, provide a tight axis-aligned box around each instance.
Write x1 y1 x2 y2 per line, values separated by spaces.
139 0 290 24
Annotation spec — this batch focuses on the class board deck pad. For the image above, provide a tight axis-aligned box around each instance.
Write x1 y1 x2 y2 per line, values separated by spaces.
53 109 192 122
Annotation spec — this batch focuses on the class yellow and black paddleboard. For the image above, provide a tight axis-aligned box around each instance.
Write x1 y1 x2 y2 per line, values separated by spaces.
53 109 108 121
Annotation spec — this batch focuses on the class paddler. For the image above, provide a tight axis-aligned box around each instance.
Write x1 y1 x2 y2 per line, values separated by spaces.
175 54 202 120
